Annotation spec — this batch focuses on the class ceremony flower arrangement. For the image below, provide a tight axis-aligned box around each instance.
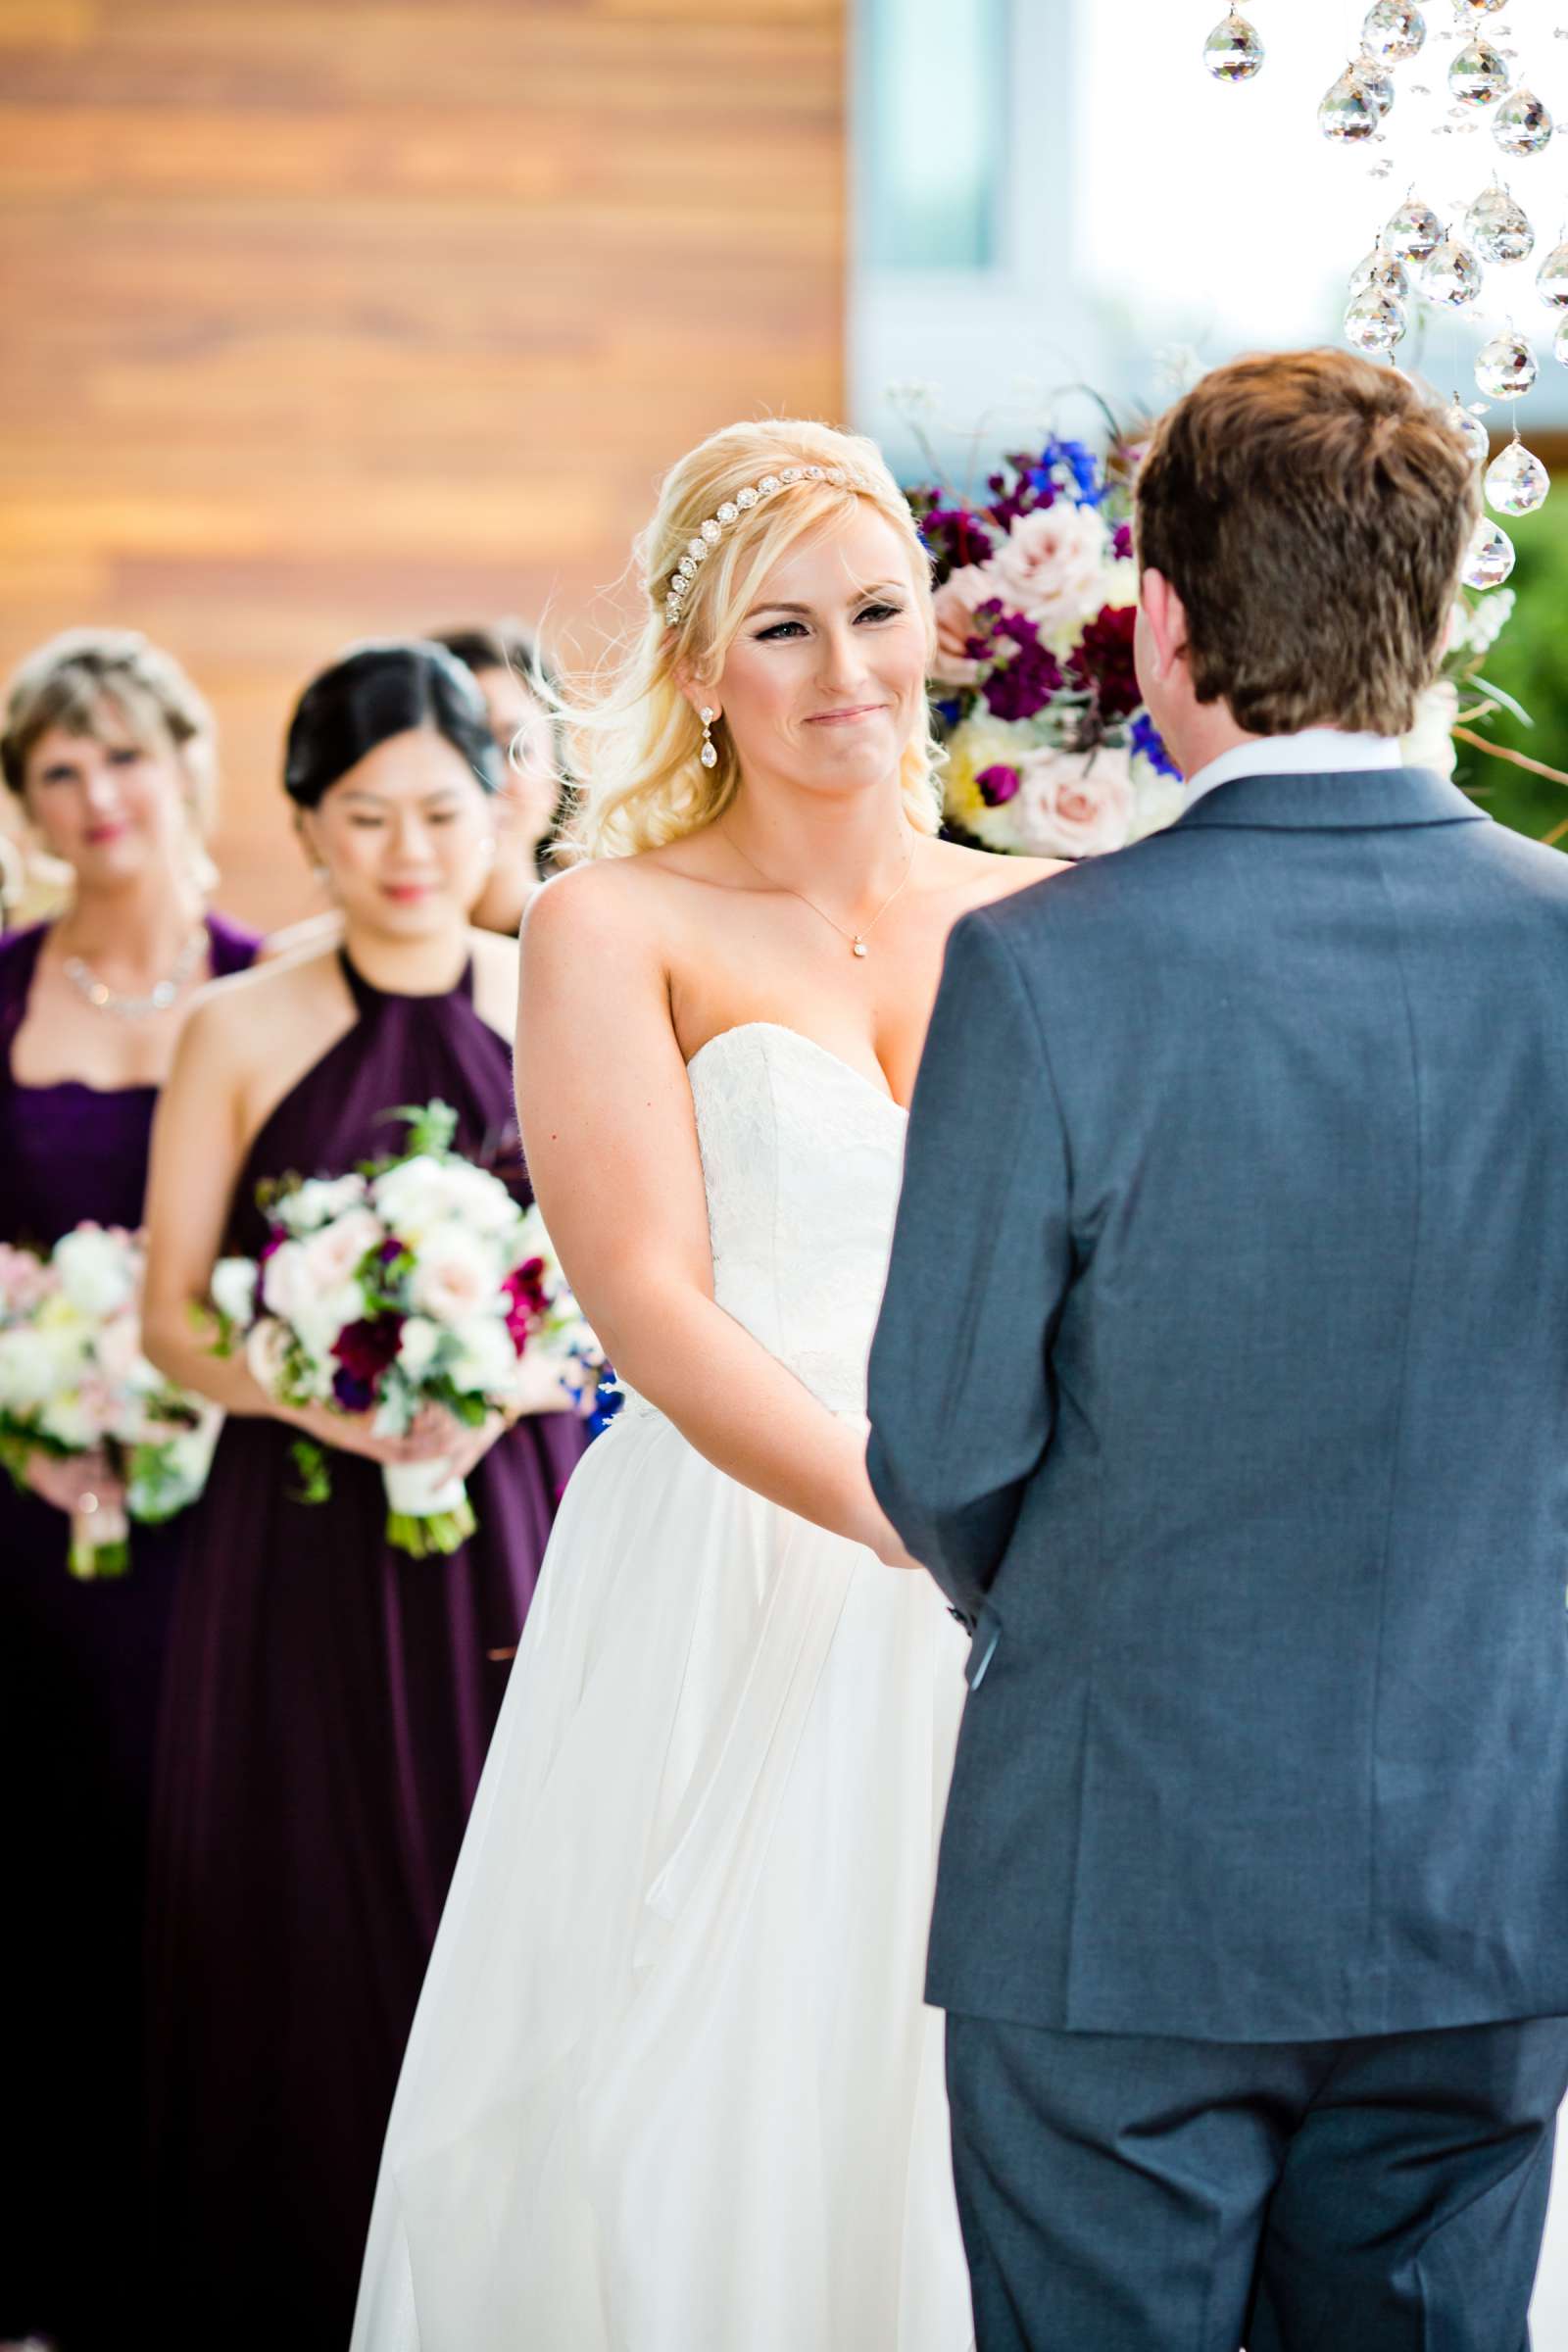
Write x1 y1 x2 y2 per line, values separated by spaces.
208 1101 607 1559
906 432 1185 858
0 1225 220 1578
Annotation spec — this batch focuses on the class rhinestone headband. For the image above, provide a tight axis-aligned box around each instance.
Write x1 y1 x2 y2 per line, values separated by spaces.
661 464 855 628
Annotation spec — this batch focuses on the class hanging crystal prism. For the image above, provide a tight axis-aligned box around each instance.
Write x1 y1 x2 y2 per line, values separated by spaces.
1494 88 1554 155
1462 520 1516 591
1350 244 1411 298
1538 241 1568 306
1453 0 1508 13
1362 1 1427 60
1446 400 1491 466
1385 194 1444 260
1346 289 1408 351
1203 10 1265 80
1475 327 1538 396
1485 436 1551 513
1465 182 1536 263
1449 39 1510 104
1556 315 1568 367
1321 69 1383 138
1421 237 1484 306
1352 53 1397 117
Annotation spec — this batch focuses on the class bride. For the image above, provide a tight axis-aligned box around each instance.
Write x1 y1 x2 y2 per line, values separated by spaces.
353 419 1059 2350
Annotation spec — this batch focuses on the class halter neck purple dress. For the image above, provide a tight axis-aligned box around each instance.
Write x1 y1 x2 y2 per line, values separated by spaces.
144 952 588 2351
0 910 259 2352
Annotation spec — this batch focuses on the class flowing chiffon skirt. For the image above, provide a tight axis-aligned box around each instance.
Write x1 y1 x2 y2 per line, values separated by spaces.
355 1396 974 2352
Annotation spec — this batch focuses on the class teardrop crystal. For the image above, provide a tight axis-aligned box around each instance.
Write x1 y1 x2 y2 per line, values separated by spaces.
1475 328 1538 398
1465 183 1536 264
1555 315 1568 368
1385 195 1443 262
1462 520 1516 592
1362 1 1426 61
1421 237 1484 308
1494 87 1554 157
1203 10 1265 79
1320 69 1381 139
1484 439 1550 514
1345 289 1408 353
1537 241 1568 308
1449 39 1510 106
1446 402 1491 468
1453 0 1508 14
1349 245 1411 299
1352 54 1396 118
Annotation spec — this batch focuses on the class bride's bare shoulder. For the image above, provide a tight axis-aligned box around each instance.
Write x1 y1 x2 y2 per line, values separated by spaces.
925 836 1069 914
519 844 715 979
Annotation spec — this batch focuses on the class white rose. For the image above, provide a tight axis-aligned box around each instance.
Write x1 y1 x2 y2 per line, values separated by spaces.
39 1389 96 1450
274 1174 368 1237
979 505 1111 643
410 1228 507 1329
260 1241 313 1328
92 1311 147 1390
291 1280 368 1363
296 1208 385 1298
1402 681 1460 780
446 1314 520 1397
211 1256 260 1331
371 1156 468 1246
396 1316 443 1382
53 1226 138 1321
0 1326 75 1412
1125 765 1188 844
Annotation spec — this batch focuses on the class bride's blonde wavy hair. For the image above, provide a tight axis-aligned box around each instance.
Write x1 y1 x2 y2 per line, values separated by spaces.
560 418 942 861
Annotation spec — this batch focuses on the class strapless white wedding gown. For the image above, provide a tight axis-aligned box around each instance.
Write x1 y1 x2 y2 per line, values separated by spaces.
353 1021 974 2352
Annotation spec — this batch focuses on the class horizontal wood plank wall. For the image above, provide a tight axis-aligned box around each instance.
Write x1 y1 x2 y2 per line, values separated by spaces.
0 0 845 929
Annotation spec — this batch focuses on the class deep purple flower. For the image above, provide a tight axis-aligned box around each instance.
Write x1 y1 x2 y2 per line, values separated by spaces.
503 1258 549 1355
910 498 1000 587
975 763 1022 808
1112 521 1134 563
332 1314 404 1395
332 1366 376 1413
1068 603 1141 723
978 609 1065 723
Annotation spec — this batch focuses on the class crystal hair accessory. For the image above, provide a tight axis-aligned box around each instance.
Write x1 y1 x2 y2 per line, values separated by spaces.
662 465 855 627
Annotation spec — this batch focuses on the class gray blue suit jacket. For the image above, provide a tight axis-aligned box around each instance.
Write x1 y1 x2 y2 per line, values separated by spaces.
867 766 1568 2043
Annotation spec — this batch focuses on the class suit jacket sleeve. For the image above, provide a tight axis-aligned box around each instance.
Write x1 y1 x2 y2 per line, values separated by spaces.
866 903 1072 1624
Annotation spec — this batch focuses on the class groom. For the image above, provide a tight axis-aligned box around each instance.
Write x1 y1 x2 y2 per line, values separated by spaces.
867 348 1568 2351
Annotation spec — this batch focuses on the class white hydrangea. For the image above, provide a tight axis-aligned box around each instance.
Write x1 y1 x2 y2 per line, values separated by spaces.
53 1227 137 1320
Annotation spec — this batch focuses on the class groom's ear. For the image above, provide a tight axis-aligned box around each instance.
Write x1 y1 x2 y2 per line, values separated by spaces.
1139 568 1190 684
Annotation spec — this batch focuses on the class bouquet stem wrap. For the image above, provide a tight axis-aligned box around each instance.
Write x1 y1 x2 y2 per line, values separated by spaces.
381 1460 476 1560
68 1494 130 1581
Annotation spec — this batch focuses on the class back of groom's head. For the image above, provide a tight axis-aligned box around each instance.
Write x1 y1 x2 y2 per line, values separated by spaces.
1135 349 1479 740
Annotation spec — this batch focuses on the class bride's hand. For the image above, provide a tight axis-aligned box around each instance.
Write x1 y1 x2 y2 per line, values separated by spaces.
854 1494 926 1573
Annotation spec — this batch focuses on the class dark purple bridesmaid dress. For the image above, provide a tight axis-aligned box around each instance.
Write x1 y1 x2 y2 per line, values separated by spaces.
144 953 587 2351
0 911 258 2352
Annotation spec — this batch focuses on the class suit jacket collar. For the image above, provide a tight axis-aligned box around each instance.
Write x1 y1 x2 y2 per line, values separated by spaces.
1170 764 1487 834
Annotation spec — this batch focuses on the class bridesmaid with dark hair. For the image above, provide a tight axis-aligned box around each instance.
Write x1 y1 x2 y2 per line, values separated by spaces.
0 628 258 2352
139 640 588 2348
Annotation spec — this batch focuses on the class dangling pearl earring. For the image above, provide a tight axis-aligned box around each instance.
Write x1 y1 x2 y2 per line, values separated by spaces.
700 708 719 770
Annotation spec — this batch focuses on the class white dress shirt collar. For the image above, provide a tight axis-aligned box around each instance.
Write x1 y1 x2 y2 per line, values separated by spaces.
1183 730 1404 815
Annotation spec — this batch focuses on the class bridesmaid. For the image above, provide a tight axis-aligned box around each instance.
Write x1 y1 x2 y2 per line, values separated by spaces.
0 628 258 2351
139 640 588 2350
429 621 567 916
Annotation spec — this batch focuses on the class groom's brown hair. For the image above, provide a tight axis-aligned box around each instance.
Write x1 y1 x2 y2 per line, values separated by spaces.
1135 349 1479 739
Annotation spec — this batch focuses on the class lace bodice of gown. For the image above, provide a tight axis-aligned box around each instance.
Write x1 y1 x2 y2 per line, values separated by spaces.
672 1020 909 1417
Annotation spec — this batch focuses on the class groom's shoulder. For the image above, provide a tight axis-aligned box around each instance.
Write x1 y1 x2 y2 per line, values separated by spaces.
961 825 1193 956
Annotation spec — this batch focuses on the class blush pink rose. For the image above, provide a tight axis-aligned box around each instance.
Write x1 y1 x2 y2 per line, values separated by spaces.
295 1208 385 1298
980 506 1109 639
1013 745 1134 859
930 566 995 686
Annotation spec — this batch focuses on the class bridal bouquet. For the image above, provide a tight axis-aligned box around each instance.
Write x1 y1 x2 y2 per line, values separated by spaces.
0 1225 221 1578
907 434 1185 858
209 1101 606 1559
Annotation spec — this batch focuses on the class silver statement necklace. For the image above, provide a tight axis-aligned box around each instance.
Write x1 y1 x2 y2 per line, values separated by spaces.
63 923 208 1019
723 826 914 958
